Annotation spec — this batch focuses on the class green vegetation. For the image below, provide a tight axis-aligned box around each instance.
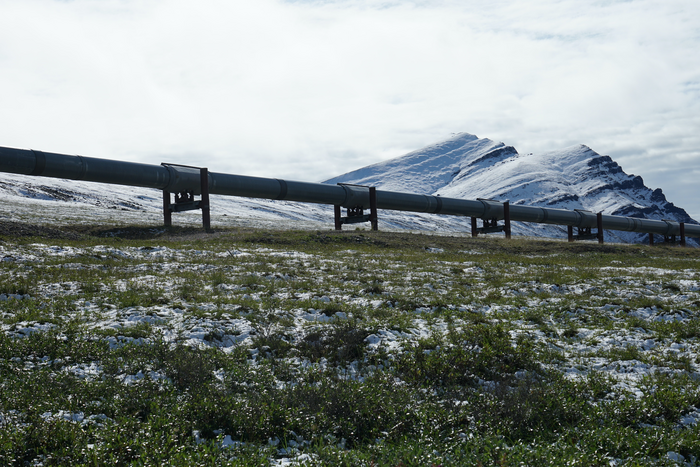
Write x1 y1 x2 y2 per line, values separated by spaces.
0 225 700 465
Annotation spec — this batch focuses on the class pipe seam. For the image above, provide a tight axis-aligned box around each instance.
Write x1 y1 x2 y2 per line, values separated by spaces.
29 150 46 176
275 179 288 200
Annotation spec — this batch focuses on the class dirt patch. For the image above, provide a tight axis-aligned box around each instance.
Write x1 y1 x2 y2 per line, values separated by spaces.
75 225 227 240
0 220 83 240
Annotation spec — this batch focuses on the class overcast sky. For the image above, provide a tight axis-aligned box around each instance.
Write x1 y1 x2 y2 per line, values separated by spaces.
1 0 699 218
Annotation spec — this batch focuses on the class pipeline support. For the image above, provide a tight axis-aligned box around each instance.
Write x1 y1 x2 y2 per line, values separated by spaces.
200 168 211 231
681 223 686 247
163 191 172 227
471 200 511 239
161 164 211 230
567 212 604 243
333 184 378 231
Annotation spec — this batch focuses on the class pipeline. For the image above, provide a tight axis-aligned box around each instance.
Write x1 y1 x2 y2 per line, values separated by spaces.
0 145 698 239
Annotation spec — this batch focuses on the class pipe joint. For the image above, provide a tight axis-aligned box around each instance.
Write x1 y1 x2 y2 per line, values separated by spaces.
573 209 596 228
29 150 47 176
338 183 371 208
432 196 443 214
478 198 505 219
161 164 204 195
275 179 288 200
661 219 679 236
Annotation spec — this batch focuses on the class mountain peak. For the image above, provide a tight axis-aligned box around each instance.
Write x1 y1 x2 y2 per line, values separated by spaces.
325 133 518 195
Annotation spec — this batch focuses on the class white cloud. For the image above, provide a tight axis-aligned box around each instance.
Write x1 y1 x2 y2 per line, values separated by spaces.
0 0 699 218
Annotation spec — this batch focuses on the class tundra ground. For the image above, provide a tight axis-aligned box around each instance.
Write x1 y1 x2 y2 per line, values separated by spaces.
1 224 699 466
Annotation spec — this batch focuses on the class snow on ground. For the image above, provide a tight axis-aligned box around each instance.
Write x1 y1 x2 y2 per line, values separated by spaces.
3 241 699 401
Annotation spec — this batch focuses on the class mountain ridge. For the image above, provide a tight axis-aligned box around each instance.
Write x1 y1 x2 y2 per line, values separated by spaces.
325 132 696 244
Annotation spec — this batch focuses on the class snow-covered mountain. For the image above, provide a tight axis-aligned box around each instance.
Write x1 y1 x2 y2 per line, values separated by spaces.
0 132 695 244
325 132 697 243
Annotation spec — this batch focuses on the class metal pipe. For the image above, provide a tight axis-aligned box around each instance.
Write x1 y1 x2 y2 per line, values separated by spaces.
1 145 698 239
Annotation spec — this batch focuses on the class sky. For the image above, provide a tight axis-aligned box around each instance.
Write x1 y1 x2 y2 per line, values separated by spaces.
1 0 699 218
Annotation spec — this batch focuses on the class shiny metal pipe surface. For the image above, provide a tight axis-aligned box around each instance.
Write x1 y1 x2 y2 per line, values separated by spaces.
1 145 698 238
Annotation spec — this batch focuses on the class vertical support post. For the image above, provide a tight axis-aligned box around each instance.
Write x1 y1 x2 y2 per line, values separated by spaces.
200 168 211 231
369 187 378 231
567 225 574 242
471 217 478 237
597 212 604 244
680 223 686 247
163 190 172 227
334 205 342 231
649 233 654 246
503 201 511 239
